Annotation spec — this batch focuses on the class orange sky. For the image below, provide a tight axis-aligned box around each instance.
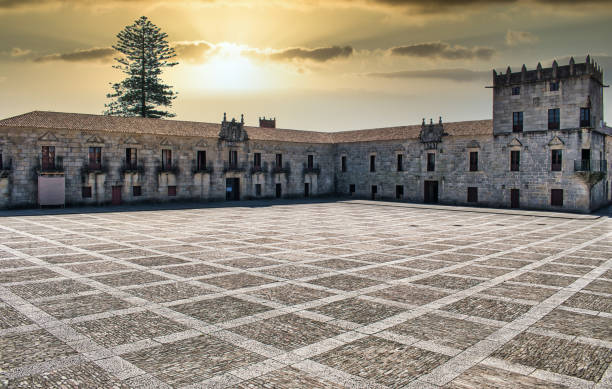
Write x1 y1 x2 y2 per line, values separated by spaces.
0 0 611 131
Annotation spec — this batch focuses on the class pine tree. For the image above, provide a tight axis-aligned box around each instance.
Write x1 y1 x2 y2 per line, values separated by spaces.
104 16 178 118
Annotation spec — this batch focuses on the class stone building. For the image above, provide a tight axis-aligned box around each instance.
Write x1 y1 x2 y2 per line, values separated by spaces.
0 56 610 212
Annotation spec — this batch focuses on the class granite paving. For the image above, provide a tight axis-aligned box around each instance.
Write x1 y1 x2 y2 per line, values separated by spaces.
0 200 610 388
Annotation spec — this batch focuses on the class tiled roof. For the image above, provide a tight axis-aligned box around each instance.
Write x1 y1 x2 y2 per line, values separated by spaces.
0 111 492 144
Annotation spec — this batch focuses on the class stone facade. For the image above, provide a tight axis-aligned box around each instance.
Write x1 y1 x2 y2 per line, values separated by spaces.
0 56 610 212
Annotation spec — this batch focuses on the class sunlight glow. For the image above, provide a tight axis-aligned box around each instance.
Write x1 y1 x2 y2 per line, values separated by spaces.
197 43 268 91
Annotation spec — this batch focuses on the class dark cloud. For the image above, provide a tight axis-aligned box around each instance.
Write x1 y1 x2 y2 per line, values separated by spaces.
173 41 212 61
34 47 115 63
269 46 354 62
391 42 495 60
366 68 490 82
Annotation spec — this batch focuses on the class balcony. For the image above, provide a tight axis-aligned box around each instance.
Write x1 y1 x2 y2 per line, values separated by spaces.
38 157 64 175
271 163 290 174
250 165 264 175
574 160 607 173
303 164 321 175
157 163 180 175
223 162 246 174
121 159 145 175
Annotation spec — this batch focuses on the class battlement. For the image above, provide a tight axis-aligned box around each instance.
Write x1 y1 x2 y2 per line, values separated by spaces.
259 117 276 128
492 55 604 87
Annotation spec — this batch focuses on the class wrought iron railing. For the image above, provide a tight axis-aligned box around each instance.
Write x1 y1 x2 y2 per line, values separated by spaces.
574 160 607 172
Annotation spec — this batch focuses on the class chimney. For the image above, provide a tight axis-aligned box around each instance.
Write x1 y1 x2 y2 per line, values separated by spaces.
259 117 276 128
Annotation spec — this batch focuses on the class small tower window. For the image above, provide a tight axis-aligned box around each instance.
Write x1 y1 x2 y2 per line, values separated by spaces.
341 156 347 172
370 155 376 172
513 112 523 132
548 108 560 130
512 86 520 96
550 81 559 92
580 108 591 128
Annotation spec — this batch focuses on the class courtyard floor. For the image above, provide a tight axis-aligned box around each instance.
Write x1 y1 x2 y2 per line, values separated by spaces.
0 200 611 389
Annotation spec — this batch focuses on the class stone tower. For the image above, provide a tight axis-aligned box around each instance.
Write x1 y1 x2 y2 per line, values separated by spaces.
492 56 605 134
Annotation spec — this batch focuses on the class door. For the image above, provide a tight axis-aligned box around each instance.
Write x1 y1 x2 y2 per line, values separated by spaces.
226 178 240 201
304 183 310 197
275 183 282 198
424 181 438 203
396 185 403 200
510 189 520 208
111 186 122 205
371 185 377 200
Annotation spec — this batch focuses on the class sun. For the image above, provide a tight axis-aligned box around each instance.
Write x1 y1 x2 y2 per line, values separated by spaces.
197 43 265 91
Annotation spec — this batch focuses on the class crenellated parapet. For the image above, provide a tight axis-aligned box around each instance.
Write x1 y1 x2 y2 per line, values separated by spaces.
492 55 604 87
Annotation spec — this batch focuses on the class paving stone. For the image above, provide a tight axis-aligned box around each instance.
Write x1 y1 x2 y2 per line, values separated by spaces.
258 264 325 279
62 261 131 275
309 274 380 291
509 272 578 288
0 268 62 283
204 273 274 289
562 292 612 313
218 257 280 269
314 336 450 387
370 285 450 306
232 313 345 350
249 284 335 305
128 282 212 303
444 364 568 389
9 279 93 299
483 282 558 302
172 296 272 323
414 274 483 290
492 332 612 382
236 366 344 388
126 255 189 267
0 303 33 329
91 271 169 287
442 296 532 322
35 293 132 319
123 335 265 387
6 361 132 388
158 263 224 278
0 329 78 370
535 308 612 341
583 279 612 294
311 297 406 325
390 312 499 350
356 266 421 280
71 311 187 347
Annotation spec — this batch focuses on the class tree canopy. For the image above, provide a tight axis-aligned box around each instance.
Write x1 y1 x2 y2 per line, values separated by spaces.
104 16 178 118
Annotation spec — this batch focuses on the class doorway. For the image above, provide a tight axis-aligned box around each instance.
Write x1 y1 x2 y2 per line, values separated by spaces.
304 183 310 197
371 185 377 200
424 181 438 203
111 186 122 205
510 189 520 208
226 178 240 201
275 183 282 198
396 185 404 200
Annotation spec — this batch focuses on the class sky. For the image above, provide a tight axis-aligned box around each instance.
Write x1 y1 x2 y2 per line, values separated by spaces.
0 0 611 131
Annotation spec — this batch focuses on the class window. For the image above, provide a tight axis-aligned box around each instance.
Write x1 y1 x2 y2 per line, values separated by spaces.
396 185 404 199
469 151 478 171
512 86 520 96
0 153 3 169
126 148 137 170
510 150 520 171
551 189 563 206
467 187 478 203
255 184 261 196
548 108 560 130
550 81 559 92
133 186 142 196
551 149 562 171
397 154 403 172
307 154 314 169
229 150 238 168
82 186 92 198
161 149 172 170
275 153 283 168
427 153 435 172
580 107 591 127
370 155 376 172
341 156 347 172
513 112 523 132
253 152 261 169
88 147 101 170
197 150 206 171
168 186 177 196
42 146 55 170
349 184 355 194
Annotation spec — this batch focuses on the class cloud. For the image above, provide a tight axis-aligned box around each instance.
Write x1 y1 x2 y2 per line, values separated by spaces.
390 42 495 60
366 68 490 82
505 30 539 46
34 47 115 63
173 41 213 62
0 76 6 83
10 47 31 57
267 46 354 62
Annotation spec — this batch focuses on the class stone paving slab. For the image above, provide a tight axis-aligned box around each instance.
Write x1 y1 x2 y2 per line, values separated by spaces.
0 200 610 388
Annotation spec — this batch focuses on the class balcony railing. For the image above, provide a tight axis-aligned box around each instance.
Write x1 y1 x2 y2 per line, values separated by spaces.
250 165 264 175
303 163 321 175
574 160 607 173
192 162 213 174
157 163 180 175
39 156 64 174
121 159 145 174
223 162 246 173
271 163 290 174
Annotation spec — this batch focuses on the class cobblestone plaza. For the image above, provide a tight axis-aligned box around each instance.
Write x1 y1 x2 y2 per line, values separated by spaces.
0 200 610 388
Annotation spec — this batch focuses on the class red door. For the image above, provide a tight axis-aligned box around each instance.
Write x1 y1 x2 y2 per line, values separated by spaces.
112 186 122 205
